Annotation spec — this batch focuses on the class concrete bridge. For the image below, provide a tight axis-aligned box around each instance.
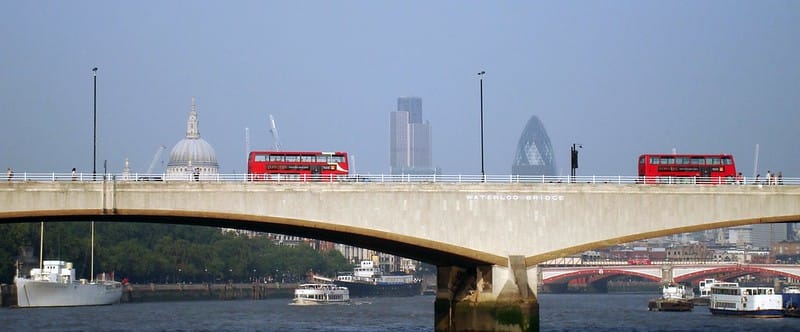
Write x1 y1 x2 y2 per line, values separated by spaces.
541 263 800 292
1 175 799 331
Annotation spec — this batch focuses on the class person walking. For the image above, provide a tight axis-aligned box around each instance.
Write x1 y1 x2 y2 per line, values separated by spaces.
71 167 77 181
6 167 12 181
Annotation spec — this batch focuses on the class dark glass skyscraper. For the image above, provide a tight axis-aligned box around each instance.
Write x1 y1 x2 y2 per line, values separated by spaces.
390 97 434 174
512 115 556 176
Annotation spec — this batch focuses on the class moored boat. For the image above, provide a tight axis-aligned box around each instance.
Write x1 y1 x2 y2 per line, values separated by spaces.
14 222 122 308
15 261 122 307
782 285 800 317
332 260 422 297
291 283 350 305
692 278 720 306
648 284 693 312
708 282 783 318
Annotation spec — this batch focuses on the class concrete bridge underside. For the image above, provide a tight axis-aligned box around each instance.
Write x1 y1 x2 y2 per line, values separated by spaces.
2 181 799 331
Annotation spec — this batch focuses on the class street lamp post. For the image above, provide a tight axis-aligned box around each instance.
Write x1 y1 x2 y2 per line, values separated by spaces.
478 71 486 182
570 143 582 181
92 67 98 180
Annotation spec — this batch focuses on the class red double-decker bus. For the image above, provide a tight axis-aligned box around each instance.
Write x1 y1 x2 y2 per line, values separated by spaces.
247 151 349 182
638 154 737 184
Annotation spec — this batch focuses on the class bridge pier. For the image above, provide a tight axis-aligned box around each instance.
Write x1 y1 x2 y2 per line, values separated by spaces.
434 256 539 332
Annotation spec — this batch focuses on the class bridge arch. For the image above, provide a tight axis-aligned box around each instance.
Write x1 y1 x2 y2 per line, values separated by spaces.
676 265 800 283
1 211 490 269
543 268 660 284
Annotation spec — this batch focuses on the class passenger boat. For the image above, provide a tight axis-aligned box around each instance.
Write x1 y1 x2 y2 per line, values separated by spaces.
291 283 350 305
14 222 123 307
692 278 720 306
708 282 783 317
331 260 422 297
648 284 693 311
782 285 800 317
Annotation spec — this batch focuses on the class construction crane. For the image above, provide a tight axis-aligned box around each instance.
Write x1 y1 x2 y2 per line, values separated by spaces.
269 114 281 151
146 145 166 174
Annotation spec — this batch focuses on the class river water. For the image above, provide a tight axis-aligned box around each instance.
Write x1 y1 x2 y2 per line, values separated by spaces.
1 293 798 331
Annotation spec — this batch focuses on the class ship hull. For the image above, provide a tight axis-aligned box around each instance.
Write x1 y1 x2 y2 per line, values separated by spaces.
334 281 421 297
15 278 123 307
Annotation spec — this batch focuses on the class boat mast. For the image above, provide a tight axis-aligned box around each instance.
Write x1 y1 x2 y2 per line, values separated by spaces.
39 221 43 271
91 221 94 283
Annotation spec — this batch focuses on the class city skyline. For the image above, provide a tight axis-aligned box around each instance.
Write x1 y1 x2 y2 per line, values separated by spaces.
1 2 798 177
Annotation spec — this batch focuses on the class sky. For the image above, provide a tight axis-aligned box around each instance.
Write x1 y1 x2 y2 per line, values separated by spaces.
1 1 798 177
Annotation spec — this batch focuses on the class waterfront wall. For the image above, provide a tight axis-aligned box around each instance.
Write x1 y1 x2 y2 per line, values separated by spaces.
0 282 297 307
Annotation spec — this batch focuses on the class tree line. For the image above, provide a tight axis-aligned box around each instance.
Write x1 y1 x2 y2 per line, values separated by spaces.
0 222 353 285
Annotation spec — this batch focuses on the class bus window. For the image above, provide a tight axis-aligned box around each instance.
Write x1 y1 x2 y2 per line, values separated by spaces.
639 156 645 165
301 155 315 162
662 157 674 165
254 154 267 162
269 155 283 162
649 157 658 164
691 157 703 165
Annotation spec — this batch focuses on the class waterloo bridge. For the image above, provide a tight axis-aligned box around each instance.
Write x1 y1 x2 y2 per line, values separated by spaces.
1 173 800 331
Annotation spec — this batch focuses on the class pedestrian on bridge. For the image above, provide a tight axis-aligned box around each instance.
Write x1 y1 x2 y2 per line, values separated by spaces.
6 167 12 181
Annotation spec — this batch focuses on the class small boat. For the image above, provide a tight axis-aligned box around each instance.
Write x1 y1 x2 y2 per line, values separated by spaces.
782 285 800 317
692 278 720 306
291 283 350 305
648 284 693 312
708 282 783 318
14 222 122 307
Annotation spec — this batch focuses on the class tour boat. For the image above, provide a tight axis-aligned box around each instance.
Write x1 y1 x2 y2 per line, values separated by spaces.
291 283 350 305
692 278 720 306
14 222 123 307
648 283 693 312
708 282 783 317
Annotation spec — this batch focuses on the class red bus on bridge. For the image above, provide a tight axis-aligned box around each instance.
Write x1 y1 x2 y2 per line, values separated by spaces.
247 151 349 182
638 154 737 184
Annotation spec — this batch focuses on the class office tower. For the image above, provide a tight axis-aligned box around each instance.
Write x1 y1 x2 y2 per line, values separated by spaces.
390 97 435 175
512 115 556 176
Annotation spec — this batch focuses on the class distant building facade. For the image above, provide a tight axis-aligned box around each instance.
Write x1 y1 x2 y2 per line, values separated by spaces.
751 223 790 249
512 115 556 176
390 96 436 175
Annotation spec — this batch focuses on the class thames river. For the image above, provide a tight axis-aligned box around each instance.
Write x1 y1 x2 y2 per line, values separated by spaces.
1 293 798 331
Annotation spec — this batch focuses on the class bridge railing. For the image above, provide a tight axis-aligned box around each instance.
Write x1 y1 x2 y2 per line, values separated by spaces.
3 173 799 185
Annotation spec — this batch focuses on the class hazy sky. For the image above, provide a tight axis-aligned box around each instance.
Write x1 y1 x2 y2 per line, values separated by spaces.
2 1 798 177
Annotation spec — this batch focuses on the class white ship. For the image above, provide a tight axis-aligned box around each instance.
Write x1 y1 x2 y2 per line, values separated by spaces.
291 283 350 305
15 260 122 307
708 282 783 317
14 222 123 307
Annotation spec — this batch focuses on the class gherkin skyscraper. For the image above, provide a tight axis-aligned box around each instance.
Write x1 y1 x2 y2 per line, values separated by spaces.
512 115 556 176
